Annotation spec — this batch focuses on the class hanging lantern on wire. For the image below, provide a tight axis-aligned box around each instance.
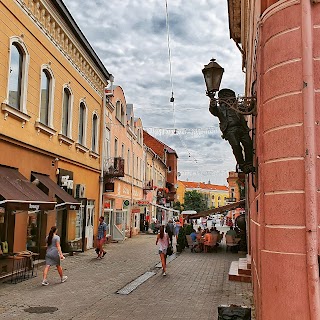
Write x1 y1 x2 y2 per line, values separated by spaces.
170 91 174 102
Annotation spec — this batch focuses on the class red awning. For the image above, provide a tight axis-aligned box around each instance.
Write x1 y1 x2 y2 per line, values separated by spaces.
189 200 245 219
32 173 81 210
0 166 56 211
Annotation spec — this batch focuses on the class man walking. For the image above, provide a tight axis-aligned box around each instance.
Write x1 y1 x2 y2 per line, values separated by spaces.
165 219 175 246
97 216 107 259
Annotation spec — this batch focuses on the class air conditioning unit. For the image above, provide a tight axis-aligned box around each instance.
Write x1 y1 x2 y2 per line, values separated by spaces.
75 184 86 198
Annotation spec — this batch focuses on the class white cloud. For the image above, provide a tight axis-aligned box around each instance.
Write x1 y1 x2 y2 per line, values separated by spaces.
63 0 245 185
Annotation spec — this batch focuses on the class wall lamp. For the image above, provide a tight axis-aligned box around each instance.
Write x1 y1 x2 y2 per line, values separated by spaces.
202 58 256 115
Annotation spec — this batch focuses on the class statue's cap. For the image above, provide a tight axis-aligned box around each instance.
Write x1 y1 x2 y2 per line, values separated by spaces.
218 88 236 98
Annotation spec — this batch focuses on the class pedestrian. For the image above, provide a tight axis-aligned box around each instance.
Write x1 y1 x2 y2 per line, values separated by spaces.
156 225 169 276
165 219 174 246
42 226 67 286
96 216 107 259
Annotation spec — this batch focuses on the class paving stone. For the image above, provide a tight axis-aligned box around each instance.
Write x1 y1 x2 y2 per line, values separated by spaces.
0 234 254 320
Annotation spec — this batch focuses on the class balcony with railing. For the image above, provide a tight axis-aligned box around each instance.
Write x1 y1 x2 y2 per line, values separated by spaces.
103 157 125 178
143 180 153 191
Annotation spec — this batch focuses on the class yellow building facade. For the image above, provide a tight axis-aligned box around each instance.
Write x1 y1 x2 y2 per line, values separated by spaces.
177 181 229 209
0 0 111 256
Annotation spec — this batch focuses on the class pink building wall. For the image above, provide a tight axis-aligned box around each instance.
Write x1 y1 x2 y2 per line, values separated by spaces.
249 1 320 319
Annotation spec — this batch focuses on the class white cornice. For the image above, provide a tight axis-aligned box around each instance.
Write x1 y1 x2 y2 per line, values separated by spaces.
261 0 300 24
14 0 107 96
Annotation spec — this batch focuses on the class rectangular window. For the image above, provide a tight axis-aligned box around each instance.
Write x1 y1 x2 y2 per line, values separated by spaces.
114 138 118 157
127 149 130 175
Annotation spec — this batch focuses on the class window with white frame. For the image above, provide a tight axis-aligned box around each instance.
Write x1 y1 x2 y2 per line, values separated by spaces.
62 87 73 137
121 144 125 159
116 101 121 121
114 138 118 157
91 113 98 152
78 101 87 145
127 149 130 175
7 39 29 112
105 128 111 160
121 104 125 124
39 67 54 127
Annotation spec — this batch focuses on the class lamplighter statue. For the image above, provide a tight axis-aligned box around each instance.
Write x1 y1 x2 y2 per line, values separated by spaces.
202 59 255 174
209 88 254 174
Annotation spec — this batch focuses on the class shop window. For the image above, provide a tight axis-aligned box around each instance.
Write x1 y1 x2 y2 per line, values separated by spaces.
75 209 83 240
116 211 122 225
7 38 29 113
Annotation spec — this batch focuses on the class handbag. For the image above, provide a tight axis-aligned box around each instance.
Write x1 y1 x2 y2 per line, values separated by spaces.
167 245 173 256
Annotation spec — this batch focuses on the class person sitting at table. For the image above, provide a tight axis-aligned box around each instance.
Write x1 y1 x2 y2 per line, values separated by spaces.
226 227 237 237
204 229 214 243
190 229 197 242
211 227 219 235
226 227 240 243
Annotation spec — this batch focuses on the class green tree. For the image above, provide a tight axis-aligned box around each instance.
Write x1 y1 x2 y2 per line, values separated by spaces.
183 190 207 212
173 201 184 212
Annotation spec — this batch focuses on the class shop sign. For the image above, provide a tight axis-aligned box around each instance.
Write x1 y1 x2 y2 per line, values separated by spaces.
123 200 130 208
104 200 111 209
136 200 149 206
132 208 140 213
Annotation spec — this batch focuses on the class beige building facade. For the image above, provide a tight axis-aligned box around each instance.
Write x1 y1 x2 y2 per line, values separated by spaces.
102 86 144 239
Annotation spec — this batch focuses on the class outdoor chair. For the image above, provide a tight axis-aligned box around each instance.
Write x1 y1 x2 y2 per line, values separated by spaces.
186 235 197 252
226 235 240 252
204 234 218 253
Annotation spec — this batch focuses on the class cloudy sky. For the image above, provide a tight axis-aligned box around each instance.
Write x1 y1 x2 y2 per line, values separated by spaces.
63 0 244 185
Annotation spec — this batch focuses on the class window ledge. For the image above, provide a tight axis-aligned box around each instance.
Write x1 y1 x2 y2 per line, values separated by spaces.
1 103 31 126
76 143 89 153
89 150 99 159
35 121 56 137
58 134 74 146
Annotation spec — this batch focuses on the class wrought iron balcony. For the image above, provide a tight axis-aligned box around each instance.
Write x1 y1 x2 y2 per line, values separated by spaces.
143 180 153 190
104 157 125 178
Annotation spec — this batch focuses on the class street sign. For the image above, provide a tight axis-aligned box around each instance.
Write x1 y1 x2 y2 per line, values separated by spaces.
123 200 130 207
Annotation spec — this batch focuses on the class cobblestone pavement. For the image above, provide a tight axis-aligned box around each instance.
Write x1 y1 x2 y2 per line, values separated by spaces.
0 233 253 320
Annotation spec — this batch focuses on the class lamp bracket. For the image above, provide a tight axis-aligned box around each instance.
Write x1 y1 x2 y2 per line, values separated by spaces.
212 96 257 115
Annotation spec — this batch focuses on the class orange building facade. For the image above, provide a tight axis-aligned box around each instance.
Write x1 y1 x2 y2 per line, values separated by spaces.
227 1 320 319
0 0 111 258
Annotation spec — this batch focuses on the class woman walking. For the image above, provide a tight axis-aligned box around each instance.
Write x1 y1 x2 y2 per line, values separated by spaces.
156 225 169 276
42 226 67 286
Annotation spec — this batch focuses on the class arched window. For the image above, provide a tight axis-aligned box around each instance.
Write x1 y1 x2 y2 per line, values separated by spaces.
7 39 29 113
40 69 51 125
91 113 98 152
62 87 71 136
78 101 87 145
8 43 22 109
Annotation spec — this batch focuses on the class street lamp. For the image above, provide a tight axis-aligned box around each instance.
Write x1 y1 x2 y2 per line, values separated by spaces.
202 58 224 98
202 58 256 115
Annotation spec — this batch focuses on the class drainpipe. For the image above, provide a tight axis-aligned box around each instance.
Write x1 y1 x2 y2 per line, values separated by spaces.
99 85 107 218
301 1 320 319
